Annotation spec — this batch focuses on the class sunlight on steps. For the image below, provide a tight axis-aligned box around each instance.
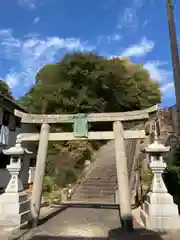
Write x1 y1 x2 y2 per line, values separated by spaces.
70 139 140 204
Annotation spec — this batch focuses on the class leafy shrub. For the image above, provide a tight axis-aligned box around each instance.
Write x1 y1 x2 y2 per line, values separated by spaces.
163 166 180 198
43 176 55 193
54 168 78 188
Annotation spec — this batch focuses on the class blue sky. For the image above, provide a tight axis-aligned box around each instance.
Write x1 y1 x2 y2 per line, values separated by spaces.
0 0 179 107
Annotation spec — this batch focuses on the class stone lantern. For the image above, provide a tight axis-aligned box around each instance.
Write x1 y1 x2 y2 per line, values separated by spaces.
0 143 32 226
140 139 180 231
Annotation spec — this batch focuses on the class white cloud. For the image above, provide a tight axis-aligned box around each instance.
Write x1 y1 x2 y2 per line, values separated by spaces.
121 37 154 57
107 33 121 43
109 40 172 92
97 33 122 46
0 28 94 89
17 0 36 10
142 20 148 28
161 82 174 93
117 0 144 31
123 8 136 23
143 60 174 94
107 41 172 95
33 17 40 24
4 71 20 88
144 61 171 83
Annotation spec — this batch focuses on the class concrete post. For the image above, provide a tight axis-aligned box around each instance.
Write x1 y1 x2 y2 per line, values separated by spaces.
30 123 50 227
113 121 133 232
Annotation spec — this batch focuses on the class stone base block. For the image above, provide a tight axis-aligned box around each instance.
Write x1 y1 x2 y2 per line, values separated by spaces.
140 209 180 231
146 192 175 205
144 201 179 216
0 191 30 226
140 191 180 231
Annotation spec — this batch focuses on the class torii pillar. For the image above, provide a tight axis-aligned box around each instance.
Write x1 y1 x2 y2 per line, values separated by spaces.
113 121 133 232
30 123 50 227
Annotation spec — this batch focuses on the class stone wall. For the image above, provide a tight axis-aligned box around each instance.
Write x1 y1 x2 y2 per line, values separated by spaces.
158 108 173 135
169 105 179 135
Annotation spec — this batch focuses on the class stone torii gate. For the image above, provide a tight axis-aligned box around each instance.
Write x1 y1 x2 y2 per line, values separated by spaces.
4 105 157 231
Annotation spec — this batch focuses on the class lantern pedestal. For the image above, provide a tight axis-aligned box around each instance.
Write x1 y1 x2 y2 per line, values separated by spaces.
0 143 30 227
140 141 180 231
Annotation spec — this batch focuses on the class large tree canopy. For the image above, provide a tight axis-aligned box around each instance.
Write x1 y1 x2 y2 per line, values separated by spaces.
19 52 161 114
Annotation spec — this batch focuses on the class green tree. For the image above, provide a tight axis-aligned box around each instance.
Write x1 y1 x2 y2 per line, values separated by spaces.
0 80 12 98
20 52 161 114
163 143 180 209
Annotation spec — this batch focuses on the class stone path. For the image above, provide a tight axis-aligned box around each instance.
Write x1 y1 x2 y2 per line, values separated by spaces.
1 205 179 239
14 205 179 240
26 206 121 238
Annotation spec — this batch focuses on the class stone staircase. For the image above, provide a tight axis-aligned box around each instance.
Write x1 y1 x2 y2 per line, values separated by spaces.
70 139 140 204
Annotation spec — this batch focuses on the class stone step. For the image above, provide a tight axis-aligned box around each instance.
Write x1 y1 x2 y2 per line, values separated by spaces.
82 178 117 182
73 189 115 195
70 139 138 203
77 188 116 193
82 179 117 183
19 199 30 214
70 196 114 203
86 171 117 177
80 183 116 188
0 210 30 226
89 165 117 168
71 195 114 201
74 185 115 189
20 210 30 225
71 193 114 198
83 180 117 184
71 191 115 197
86 172 116 177
88 171 117 175
69 198 115 204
